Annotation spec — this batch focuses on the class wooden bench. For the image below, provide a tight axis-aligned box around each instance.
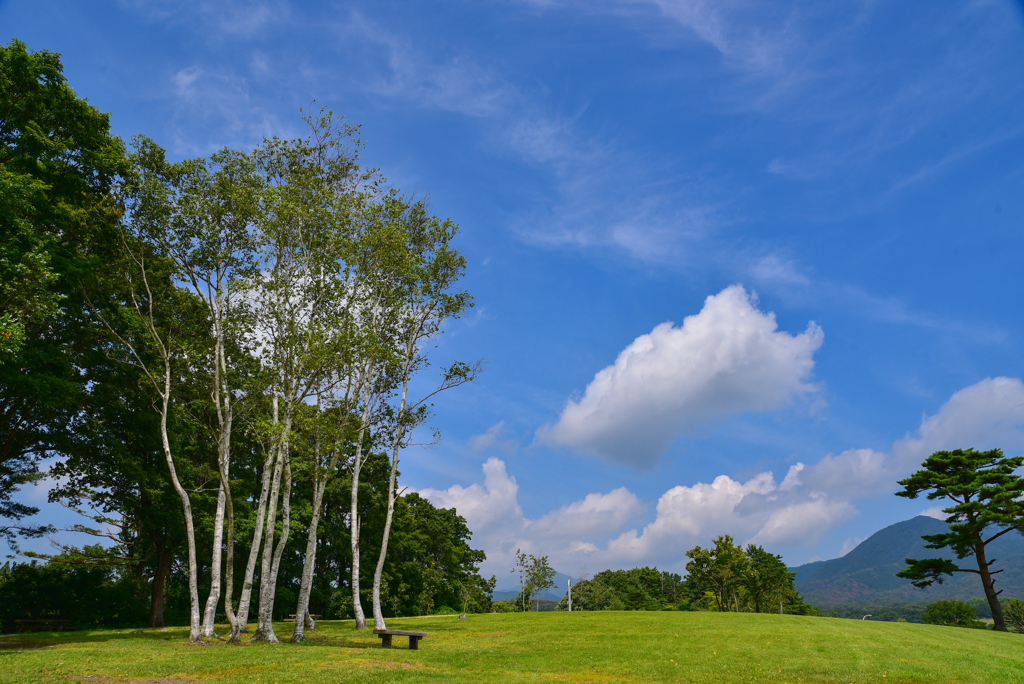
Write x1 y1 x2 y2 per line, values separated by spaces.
15 619 71 633
373 629 427 650
286 614 322 620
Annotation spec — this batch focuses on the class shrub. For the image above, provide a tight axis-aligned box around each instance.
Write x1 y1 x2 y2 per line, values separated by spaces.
923 600 986 629
491 600 519 613
1003 599 1024 634
0 559 146 631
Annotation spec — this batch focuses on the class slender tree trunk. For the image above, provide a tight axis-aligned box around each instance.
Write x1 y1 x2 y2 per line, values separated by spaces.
158 372 202 643
292 478 324 642
233 392 280 640
976 543 1007 631
205 304 235 639
268 455 292 609
251 431 286 642
148 545 173 628
370 454 397 630
218 388 238 639
201 483 226 638
294 427 338 641
372 332 416 630
232 436 277 641
253 400 293 643
349 370 373 630
371 435 401 630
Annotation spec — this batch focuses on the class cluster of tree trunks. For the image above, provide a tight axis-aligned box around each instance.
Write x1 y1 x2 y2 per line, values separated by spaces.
0 38 489 641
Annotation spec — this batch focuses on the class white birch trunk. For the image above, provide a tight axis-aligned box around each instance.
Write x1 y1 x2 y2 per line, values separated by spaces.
216 323 238 639
158 367 203 643
252 399 293 643
267 455 292 606
371 341 413 631
293 422 340 641
231 394 279 642
349 375 373 631
291 475 324 642
251 404 287 642
204 290 237 640
201 484 226 638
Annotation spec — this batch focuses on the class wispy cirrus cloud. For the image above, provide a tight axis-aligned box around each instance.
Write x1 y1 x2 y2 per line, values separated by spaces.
338 11 727 263
119 0 289 37
165 64 291 155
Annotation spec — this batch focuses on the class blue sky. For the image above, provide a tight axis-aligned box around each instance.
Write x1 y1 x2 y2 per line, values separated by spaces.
5 0 1024 581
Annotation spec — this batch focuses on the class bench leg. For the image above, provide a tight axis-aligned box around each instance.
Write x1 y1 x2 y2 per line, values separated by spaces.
380 634 393 648
409 636 420 650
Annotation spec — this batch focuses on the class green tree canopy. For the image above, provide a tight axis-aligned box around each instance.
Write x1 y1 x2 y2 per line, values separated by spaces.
895 447 1024 632
922 600 985 629
0 38 126 547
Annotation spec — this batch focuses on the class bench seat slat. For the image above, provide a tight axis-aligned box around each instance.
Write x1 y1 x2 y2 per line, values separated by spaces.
373 629 427 637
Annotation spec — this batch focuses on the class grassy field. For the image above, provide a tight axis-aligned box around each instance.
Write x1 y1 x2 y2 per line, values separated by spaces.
1 612 1021 683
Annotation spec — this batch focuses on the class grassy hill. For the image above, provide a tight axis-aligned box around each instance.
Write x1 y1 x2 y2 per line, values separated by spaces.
790 516 1024 609
1 612 1021 683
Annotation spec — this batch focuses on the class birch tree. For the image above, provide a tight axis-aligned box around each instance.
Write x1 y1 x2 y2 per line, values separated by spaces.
153 149 258 639
100 139 207 642
247 111 368 643
370 195 478 631
290 198 387 642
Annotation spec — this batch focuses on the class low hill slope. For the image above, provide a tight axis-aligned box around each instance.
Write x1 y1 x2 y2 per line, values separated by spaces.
791 516 1024 607
2 612 1023 683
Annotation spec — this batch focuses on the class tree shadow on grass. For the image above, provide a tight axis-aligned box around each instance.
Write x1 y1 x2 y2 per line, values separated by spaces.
0 623 386 654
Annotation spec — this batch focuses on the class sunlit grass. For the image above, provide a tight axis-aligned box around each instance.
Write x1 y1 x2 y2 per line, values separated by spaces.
1 611 1021 683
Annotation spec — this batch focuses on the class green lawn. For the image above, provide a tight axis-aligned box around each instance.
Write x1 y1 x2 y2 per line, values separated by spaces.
1 612 1021 683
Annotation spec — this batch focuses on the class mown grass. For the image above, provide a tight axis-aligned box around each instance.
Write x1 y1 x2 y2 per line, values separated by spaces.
1 611 1021 683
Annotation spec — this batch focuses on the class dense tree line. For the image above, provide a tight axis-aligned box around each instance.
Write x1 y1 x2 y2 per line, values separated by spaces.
0 39 489 641
552 540 817 614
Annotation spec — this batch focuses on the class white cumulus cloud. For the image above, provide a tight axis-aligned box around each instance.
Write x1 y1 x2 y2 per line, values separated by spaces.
417 457 642 576
420 377 1024 574
537 285 824 470
799 377 1024 499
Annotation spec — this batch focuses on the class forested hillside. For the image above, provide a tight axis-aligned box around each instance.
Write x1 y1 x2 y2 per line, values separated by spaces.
791 516 1024 608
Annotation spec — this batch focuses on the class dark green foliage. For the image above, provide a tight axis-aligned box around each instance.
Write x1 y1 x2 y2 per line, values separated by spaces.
829 603 928 623
294 453 490 621
1003 599 1024 633
962 593 1019 622
743 544 796 613
922 600 986 629
895 448 1024 631
0 550 148 631
555 567 686 611
0 38 127 547
683 535 811 614
377 493 488 616
686 536 748 612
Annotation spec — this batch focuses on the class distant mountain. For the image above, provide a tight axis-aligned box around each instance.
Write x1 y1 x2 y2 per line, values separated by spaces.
790 516 1024 608
493 571 578 602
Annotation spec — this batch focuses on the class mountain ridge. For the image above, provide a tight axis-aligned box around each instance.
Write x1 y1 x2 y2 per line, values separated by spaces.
790 516 1024 607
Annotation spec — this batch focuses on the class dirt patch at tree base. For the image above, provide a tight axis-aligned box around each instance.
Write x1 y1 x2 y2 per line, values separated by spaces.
67 676 191 684
0 641 53 650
